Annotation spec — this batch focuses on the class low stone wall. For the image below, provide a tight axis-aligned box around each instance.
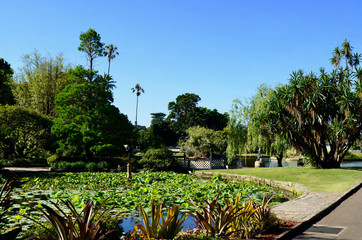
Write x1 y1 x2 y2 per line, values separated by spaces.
195 171 310 198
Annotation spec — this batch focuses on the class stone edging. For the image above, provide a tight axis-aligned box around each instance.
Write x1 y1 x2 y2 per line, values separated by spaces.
194 171 310 199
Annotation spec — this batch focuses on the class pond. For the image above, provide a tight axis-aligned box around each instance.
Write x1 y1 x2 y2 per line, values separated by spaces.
120 214 197 233
2 171 290 234
234 157 362 168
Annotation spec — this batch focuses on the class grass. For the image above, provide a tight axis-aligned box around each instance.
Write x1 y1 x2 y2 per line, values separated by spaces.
345 151 362 159
205 167 362 193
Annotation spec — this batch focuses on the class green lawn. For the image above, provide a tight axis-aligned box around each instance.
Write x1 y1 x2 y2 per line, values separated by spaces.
206 167 362 193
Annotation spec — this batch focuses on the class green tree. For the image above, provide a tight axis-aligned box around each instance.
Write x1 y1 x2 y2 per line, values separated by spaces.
243 85 290 167
131 83 144 128
0 105 51 159
181 126 227 158
0 58 14 105
167 93 228 137
52 71 134 159
105 44 119 75
12 51 70 116
226 99 247 163
78 28 105 81
139 147 180 171
198 107 229 131
137 128 164 151
265 40 361 168
150 113 179 146
167 93 201 135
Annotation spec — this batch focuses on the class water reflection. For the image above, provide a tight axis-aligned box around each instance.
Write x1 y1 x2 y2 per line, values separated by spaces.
341 160 362 168
232 157 362 168
120 214 196 233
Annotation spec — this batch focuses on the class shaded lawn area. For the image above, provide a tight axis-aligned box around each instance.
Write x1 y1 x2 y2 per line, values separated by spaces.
205 167 362 193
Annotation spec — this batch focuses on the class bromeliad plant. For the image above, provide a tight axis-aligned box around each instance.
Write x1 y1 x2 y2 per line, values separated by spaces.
132 199 187 239
0 176 22 240
188 194 239 237
188 194 280 239
26 197 118 240
250 194 280 234
229 195 257 239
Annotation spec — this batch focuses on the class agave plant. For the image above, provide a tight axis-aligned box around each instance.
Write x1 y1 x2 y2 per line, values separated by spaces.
132 199 187 239
26 197 118 240
0 176 22 240
188 194 238 237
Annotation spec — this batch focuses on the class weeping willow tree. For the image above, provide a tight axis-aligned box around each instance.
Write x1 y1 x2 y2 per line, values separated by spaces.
226 99 247 164
227 87 290 167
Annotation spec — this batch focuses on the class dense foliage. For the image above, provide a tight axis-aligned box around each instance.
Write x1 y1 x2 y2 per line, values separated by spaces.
167 93 228 137
0 105 52 159
0 58 15 105
52 75 134 159
264 40 361 168
12 51 70 116
181 126 227 158
226 100 247 163
229 86 290 167
139 148 181 171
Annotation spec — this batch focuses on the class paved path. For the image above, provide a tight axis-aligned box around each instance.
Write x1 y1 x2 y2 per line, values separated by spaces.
290 185 362 239
271 192 343 222
2 167 51 172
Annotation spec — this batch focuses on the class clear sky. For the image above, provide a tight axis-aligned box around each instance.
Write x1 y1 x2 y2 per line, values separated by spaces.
2 0 362 127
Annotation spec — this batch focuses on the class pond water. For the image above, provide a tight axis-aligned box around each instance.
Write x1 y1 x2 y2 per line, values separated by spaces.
120 214 197 233
340 160 362 168
232 156 362 168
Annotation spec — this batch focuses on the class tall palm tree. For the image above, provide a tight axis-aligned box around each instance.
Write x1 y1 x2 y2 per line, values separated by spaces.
131 84 144 128
105 44 119 75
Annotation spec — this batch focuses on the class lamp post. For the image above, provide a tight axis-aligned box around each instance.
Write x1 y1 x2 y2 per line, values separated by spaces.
123 144 134 179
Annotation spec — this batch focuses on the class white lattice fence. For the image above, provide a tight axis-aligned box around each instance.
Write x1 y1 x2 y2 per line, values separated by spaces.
180 158 226 170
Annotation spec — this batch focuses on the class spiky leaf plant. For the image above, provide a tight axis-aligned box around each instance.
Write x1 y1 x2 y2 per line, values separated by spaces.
26 197 118 240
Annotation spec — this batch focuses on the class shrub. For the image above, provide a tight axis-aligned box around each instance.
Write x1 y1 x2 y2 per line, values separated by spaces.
46 154 59 165
139 148 181 171
86 162 98 172
51 161 86 172
97 161 109 170
71 161 86 172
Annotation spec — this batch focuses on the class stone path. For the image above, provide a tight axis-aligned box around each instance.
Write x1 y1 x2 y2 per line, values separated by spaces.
271 192 342 222
291 185 362 239
2 167 51 172
275 182 362 239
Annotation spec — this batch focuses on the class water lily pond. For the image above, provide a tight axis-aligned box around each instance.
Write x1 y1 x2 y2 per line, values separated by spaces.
1 171 292 233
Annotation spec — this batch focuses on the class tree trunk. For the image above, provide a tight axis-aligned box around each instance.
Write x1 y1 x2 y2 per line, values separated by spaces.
276 153 283 167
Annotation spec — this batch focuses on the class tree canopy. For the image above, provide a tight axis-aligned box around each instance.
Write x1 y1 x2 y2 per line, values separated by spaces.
244 85 290 167
264 40 361 168
12 51 70 116
52 71 134 159
78 28 106 81
0 58 15 105
0 105 51 159
181 126 227 158
167 93 228 136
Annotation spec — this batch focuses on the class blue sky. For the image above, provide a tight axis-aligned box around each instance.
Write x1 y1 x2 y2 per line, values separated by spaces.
2 0 362 127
